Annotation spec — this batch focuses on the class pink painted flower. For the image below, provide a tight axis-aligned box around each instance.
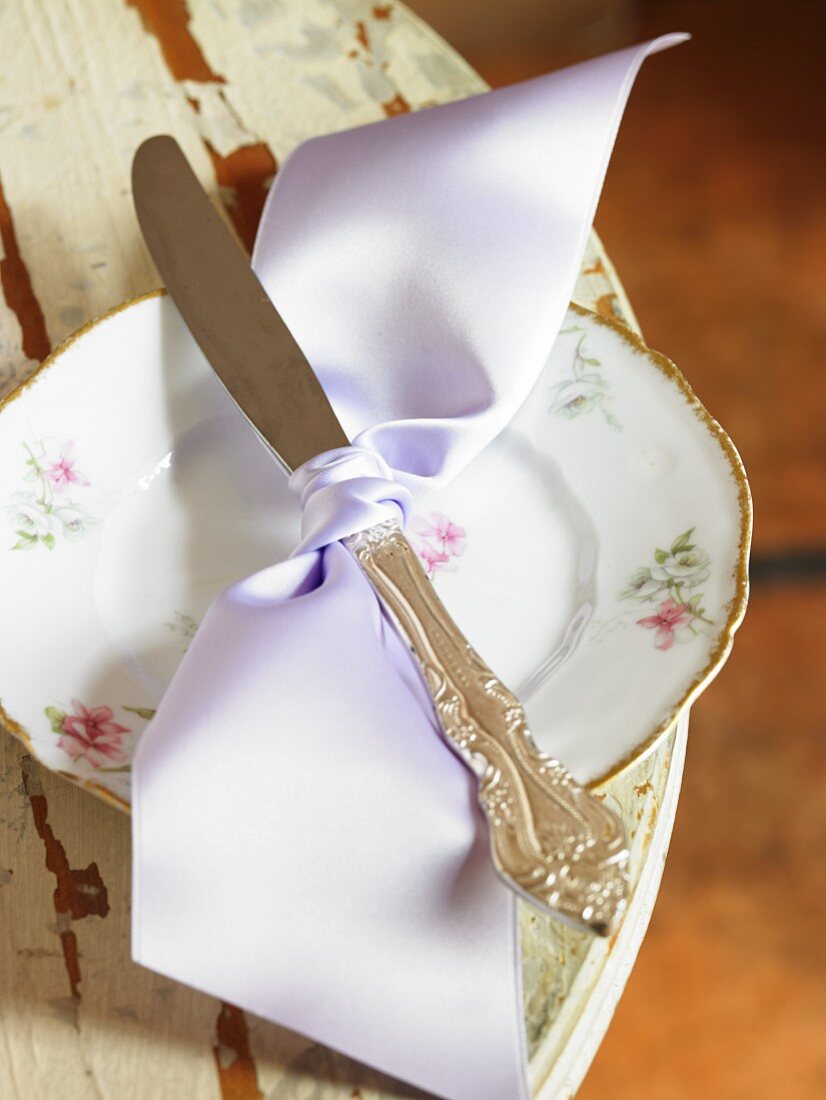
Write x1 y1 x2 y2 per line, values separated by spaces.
412 512 467 557
637 598 695 651
58 699 130 767
418 542 451 577
43 442 89 492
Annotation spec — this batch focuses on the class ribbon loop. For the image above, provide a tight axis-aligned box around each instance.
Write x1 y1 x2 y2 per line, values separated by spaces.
288 443 413 555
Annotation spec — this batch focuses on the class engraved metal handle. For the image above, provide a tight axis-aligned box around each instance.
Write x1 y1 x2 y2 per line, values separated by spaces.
345 519 629 935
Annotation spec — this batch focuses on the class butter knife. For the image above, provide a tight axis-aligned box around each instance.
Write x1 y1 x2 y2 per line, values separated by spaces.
131 135 629 935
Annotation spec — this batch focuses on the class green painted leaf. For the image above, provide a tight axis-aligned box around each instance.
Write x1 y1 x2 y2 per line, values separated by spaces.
583 357 601 366
654 548 668 564
41 533 56 550
44 706 67 734
12 530 37 551
123 706 156 720
671 528 695 554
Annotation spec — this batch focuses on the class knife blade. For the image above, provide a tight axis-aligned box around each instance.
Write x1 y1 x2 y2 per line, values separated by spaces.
132 135 348 473
132 134 629 935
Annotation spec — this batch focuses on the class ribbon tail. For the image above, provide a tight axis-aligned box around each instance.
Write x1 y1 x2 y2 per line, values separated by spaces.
132 543 530 1100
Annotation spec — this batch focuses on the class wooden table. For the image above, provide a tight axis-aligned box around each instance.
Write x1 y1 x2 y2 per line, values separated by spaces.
0 3 686 1096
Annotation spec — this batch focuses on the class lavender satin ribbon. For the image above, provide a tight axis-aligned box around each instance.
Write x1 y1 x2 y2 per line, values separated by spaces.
289 445 411 552
132 36 685 1100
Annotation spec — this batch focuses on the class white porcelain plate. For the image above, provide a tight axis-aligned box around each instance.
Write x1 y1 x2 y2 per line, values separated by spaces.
0 293 750 810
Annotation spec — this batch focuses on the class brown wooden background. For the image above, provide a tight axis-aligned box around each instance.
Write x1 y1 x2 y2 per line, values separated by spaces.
409 0 826 1095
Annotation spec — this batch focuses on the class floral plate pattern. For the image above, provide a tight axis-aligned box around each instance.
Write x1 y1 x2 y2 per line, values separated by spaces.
0 295 750 810
6 439 96 550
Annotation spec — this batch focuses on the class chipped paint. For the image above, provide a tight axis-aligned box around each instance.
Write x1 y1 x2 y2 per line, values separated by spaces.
354 20 370 52
0 173 50 362
583 257 606 277
20 754 108 1003
126 0 225 83
128 0 277 253
593 292 622 321
214 1003 263 1100
381 91 410 116
203 138 277 253
344 5 412 117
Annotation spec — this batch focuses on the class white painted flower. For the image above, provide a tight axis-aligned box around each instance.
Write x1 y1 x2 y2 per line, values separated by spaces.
653 546 711 588
8 438 96 551
618 566 666 602
6 491 58 540
53 503 94 540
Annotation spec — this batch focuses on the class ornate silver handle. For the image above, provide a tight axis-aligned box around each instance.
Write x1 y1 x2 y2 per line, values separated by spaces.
345 519 629 935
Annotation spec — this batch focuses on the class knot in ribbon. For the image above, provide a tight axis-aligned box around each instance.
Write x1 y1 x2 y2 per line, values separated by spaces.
288 443 413 555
